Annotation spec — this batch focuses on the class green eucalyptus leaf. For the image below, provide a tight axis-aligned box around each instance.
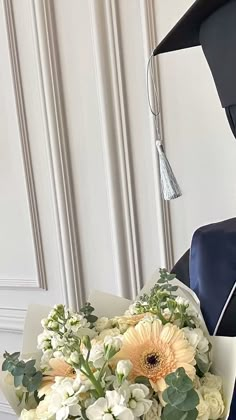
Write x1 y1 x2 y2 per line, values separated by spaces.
12 366 25 377
163 387 187 406
14 374 24 388
162 405 198 420
9 352 20 361
174 389 199 411
167 274 176 281
173 375 194 393
196 354 210 375
2 360 10 371
87 314 98 323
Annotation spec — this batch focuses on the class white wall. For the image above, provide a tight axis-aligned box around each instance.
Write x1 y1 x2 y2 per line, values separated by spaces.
155 0 236 261
0 1 170 417
1 1 235 418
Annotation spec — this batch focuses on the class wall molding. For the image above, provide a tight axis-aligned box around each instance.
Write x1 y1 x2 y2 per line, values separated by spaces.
0 279 41 290
139 0 174 270
2 0 47 291
0 401 15 415
0 307 26 333
30 0 84 309
89 0 142 299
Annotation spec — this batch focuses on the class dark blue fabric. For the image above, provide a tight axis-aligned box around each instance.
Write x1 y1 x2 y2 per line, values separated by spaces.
190 218 236 419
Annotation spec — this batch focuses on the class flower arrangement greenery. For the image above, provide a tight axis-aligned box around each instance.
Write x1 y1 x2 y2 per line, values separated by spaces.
0 269 231 420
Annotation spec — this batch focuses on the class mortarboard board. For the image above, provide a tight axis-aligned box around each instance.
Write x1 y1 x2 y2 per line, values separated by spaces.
153 0 236 137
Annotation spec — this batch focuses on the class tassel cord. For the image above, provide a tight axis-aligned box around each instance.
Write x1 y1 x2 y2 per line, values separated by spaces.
146 53 182 201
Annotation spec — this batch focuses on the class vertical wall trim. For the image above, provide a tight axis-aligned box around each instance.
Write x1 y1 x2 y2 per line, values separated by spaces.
106 0 142 296
89 0 142 298
31 0 84 308
139 0 174 270
2 0 47 290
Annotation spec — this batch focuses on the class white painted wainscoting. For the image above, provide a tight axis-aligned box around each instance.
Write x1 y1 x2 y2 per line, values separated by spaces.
0 1 170 417
1 1 235 418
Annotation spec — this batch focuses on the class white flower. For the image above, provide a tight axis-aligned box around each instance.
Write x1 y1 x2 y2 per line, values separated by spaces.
51 334 66 350
99 327 121 340
37 331 53 351
70 351 80 365
20 409 37 420
95 317 112 332
86 390 134 420
89 342 105 368
143 398 162 420
176 296 189 306
162 308 171 319
182 327 209 354
104 336 123 352
37 377 81 420
124 303 138 316
196 390 210 420
126 384 152 417
40 349 54 369
200 387 225 420
65 313 88 333
200 373 222 391
116 360 133 378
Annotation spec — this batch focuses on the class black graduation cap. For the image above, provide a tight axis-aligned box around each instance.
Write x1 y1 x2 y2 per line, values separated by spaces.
153 0 236 137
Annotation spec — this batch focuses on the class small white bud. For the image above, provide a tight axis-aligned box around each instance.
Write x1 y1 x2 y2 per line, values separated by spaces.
116 360 133 378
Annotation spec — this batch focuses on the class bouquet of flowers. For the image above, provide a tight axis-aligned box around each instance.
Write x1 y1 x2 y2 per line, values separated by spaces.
1 269 235 420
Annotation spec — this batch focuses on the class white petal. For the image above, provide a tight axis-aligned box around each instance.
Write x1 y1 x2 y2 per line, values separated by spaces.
86 398 107 420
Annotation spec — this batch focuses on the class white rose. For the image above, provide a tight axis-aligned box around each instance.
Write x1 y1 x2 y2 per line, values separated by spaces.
200 387 225 420
196 390 210 420
144 398 162 420
200 373 222 391
183 327 209 354
95 317 112 332
20 409 37 420
116 360 133 378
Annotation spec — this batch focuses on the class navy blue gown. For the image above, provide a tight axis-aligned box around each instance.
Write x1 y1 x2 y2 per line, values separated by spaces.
172 218 236 419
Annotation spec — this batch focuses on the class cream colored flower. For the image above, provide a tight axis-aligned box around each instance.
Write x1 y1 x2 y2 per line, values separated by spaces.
98 327 121 340
182 327 209 354
113 319 196 391
200 387 225 420
196 390 210 420
95 317 112 332
144 398 162 420
20 409 38 420
200 373 222 391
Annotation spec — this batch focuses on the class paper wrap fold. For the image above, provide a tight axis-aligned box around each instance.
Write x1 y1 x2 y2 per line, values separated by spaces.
1 275 235 419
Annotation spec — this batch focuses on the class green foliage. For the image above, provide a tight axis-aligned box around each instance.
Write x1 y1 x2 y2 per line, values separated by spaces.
2 352 42 399
80 302 98 326
162 368 199 420
196 352 211 376
134 269 196 328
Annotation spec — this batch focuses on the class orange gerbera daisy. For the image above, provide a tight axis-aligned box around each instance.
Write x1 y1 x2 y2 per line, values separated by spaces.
38 359 76 397
113 319 196 392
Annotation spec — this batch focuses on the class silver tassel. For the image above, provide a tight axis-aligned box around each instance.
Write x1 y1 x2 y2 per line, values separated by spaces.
156 141 182 201
147 54 182 201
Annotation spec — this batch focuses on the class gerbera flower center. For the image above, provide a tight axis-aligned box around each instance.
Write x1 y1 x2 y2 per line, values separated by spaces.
145 353 160 368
